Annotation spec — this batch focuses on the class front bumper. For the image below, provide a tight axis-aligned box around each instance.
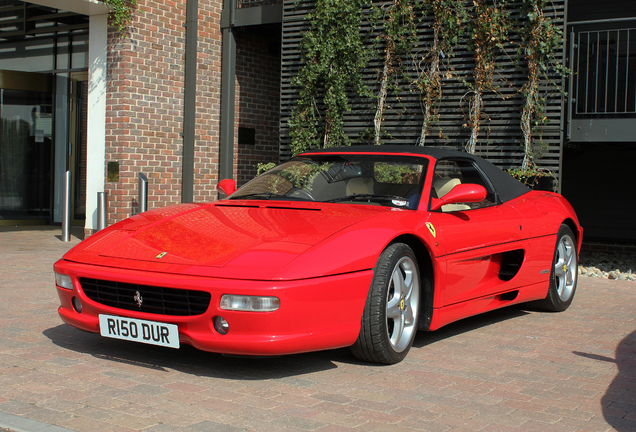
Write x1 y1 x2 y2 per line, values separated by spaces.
54 260 373 356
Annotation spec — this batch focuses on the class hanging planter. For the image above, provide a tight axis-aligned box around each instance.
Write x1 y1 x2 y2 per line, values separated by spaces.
507 167 557 191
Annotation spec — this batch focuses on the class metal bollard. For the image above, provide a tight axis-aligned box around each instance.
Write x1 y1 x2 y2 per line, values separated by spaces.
97 192 107 231
61 170 71 242
138 173 148 213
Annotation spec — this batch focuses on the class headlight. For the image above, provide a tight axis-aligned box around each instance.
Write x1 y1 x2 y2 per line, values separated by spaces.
220 295 280 312
55 273 73 290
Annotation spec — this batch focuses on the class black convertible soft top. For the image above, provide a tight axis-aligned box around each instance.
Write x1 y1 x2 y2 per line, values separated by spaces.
300 145 531 204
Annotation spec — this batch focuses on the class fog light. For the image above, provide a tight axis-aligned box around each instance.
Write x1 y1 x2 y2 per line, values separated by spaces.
220 295 280 312
72 297 83 313
55 273 73 290
213 316 229 335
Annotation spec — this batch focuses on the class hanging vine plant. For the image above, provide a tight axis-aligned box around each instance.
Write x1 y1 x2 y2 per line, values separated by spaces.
371 0 418 145
517 0 567 170
414 0 465 145
289 0 371 155
103 0 137 35
464 0 511 154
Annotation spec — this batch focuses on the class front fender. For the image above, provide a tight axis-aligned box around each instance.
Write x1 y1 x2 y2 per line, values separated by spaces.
273 210 437 280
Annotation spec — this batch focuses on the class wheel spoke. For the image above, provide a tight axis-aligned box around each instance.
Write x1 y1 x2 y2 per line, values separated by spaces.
402 266 416 326
402 268 414 301
387 270 403 319
392 270 406 298
386 296 401 319
404 303 415 326
391 314 405 345
564 244 575 285
555 243 566 280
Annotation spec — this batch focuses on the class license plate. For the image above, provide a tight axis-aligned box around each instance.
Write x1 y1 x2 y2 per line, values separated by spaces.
99 314 180 349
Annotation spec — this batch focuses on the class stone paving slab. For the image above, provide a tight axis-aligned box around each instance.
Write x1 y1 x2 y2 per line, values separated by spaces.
0 226 634 432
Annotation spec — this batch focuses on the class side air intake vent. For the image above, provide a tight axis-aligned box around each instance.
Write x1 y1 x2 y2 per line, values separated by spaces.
499 250 525 281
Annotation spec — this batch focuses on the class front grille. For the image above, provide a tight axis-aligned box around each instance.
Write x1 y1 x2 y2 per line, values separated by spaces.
80 278 211 316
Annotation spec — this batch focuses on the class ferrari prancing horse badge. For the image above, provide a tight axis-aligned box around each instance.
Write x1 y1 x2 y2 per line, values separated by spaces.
426 222 436 238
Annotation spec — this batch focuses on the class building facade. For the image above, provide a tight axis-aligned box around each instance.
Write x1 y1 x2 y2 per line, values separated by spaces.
104 0 223 224
0 0 281 234
562 0 636 244
0 0 634 244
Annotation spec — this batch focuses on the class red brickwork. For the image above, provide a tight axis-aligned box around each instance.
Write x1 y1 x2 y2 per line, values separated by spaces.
234 29 281 185
101 1 280 231
104 0 223 227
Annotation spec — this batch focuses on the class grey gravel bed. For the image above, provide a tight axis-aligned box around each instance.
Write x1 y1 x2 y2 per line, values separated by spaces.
578 250 636 281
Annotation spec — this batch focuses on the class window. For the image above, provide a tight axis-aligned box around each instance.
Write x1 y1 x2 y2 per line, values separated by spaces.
431 159 496 212
229 154 428 209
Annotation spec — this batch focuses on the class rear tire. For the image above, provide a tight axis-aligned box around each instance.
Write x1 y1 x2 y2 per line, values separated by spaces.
533 224 578 312
351 243 420 364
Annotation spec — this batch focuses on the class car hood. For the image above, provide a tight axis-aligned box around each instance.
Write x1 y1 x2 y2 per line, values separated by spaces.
63 201 390 280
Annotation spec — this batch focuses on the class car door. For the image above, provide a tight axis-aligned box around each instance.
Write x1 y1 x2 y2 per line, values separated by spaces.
427 158 529 306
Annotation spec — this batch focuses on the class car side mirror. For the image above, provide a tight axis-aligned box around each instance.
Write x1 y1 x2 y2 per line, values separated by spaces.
430 183 487 211
217 179 236 198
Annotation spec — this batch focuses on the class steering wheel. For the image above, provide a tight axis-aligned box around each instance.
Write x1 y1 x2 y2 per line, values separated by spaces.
287 188 314 201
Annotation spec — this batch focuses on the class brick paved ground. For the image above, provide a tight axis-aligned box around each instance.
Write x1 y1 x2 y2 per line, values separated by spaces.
0 226 634 432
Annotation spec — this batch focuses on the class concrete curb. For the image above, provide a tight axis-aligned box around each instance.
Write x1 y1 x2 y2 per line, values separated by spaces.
0 411 75 432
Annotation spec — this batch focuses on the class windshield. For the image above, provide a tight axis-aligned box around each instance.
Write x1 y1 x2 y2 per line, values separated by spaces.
227 154 428 209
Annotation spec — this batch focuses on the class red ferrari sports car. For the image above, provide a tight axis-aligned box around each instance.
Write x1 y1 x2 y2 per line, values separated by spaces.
54 146 582 364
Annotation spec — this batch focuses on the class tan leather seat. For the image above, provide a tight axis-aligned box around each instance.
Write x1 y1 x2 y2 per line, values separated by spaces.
433 177 470 212
346 177 374 195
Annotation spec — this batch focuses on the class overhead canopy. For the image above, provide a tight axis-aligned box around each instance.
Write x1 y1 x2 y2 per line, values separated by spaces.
24 0 110 16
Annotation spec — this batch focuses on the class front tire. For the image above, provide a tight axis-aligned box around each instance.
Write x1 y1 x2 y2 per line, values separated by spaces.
534 224 578 312
351 243 420 364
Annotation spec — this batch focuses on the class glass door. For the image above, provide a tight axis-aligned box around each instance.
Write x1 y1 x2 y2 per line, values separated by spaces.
0 70 54 225
69 71 88 225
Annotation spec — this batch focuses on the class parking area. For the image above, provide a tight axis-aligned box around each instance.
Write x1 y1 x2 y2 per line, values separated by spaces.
0 226 634 432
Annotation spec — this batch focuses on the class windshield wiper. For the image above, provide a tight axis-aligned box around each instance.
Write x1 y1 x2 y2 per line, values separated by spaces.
230 192 287 200
325 194 407 204
230 192 314 202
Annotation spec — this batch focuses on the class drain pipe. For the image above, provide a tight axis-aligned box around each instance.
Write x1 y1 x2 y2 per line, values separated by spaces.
182 0 198 203
219 0 237 181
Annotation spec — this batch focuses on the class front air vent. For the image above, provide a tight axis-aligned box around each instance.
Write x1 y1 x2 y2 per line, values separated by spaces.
264 205 321 211
80 278 211 316
215 203 259 209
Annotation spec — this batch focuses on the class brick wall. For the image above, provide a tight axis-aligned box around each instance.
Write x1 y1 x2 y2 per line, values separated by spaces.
234 28 281 185
101 1 281 231
104 0 223 227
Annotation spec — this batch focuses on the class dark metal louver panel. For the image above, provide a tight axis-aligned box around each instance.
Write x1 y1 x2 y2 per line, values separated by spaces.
238 0 282 7
80 278 211 317
279 0 566 174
